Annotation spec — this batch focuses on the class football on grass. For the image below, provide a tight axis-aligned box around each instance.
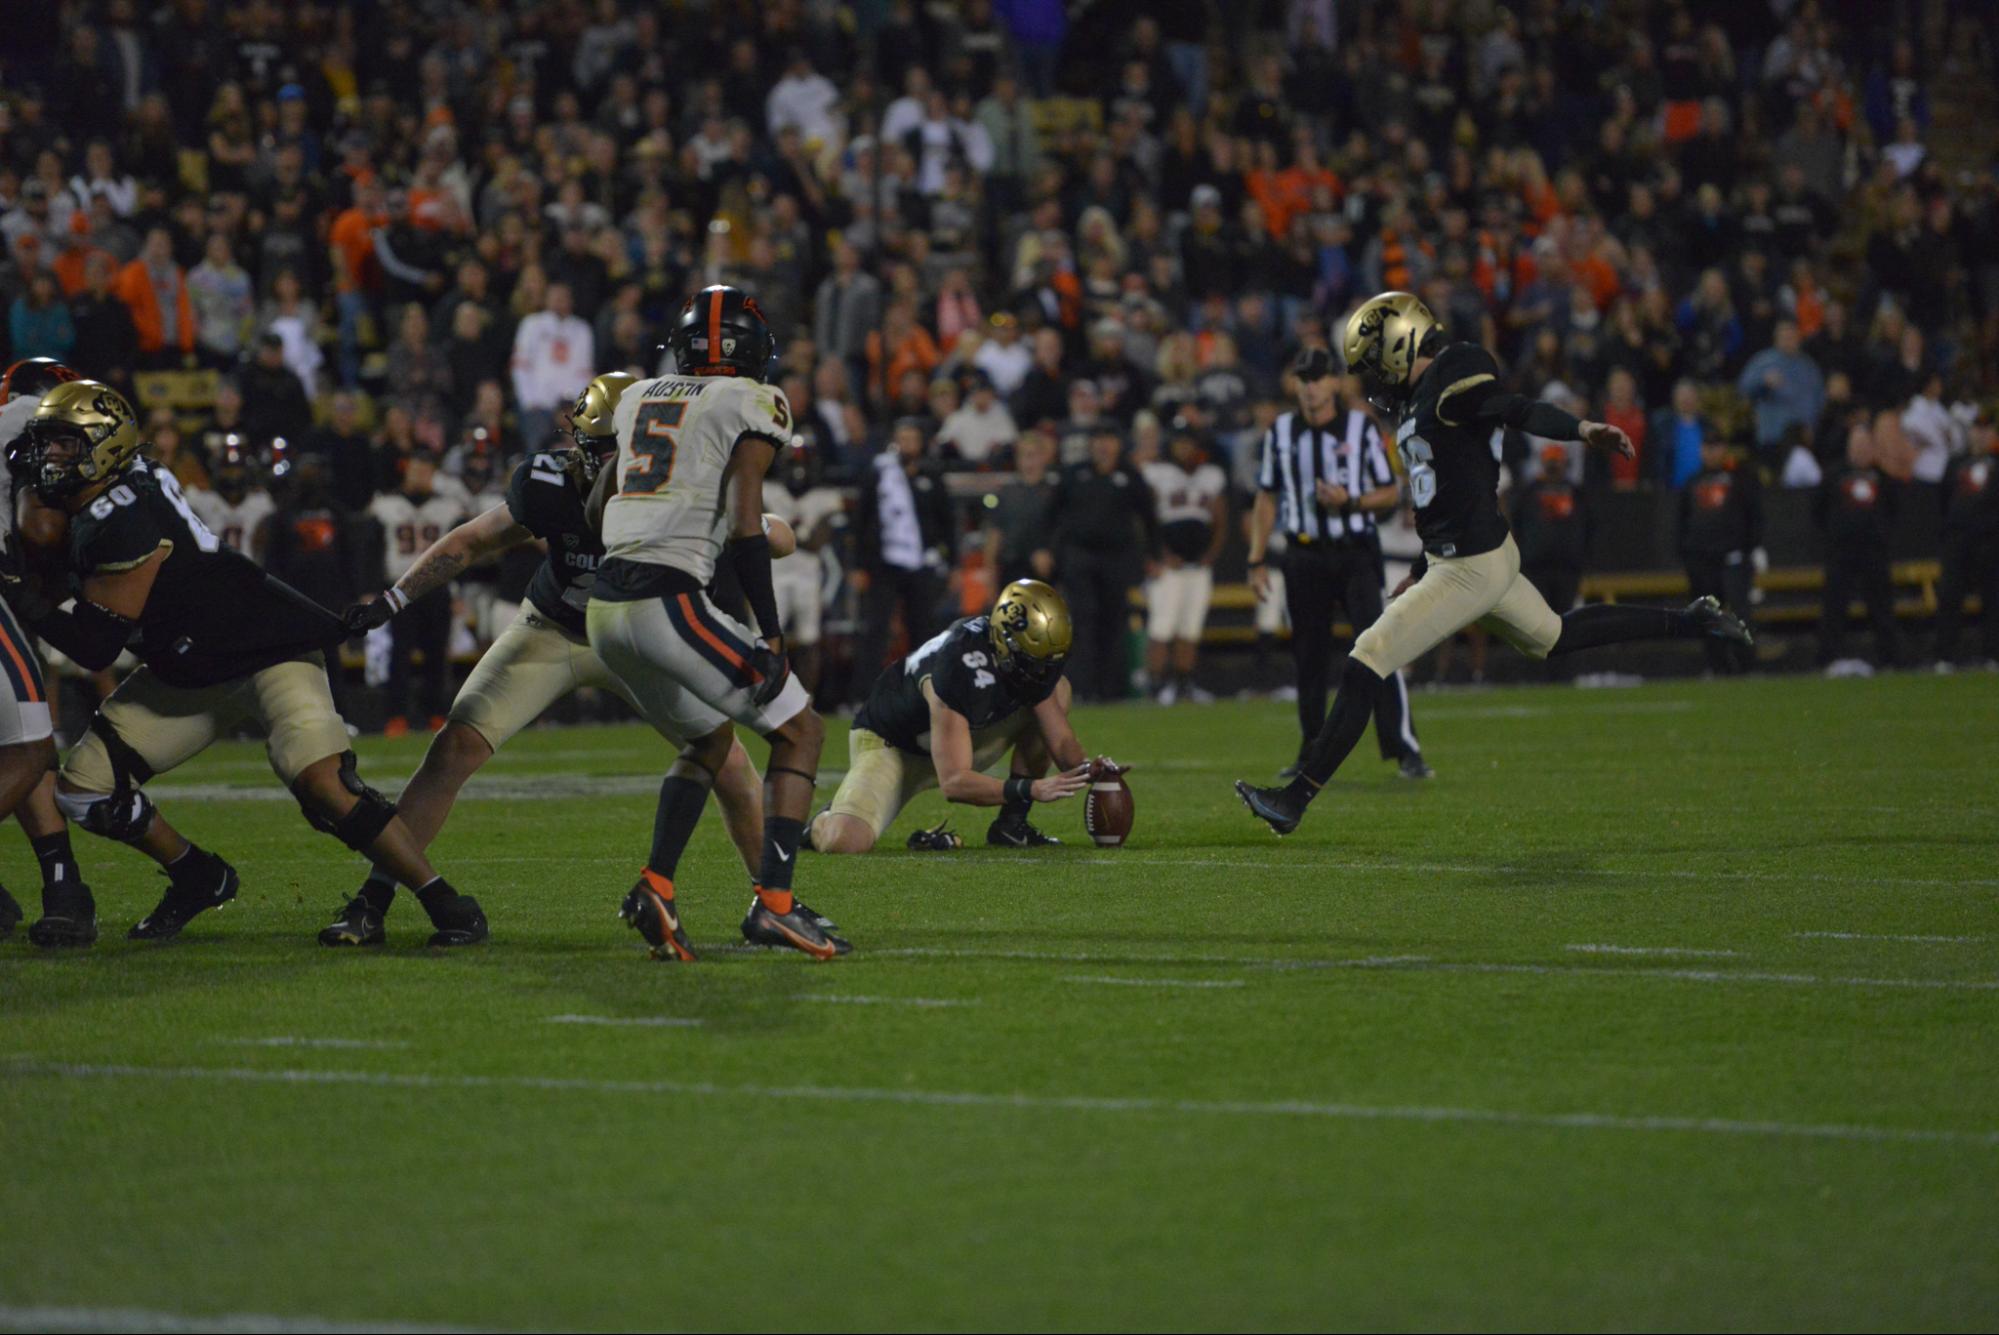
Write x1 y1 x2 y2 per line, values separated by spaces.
1083 758 1134 847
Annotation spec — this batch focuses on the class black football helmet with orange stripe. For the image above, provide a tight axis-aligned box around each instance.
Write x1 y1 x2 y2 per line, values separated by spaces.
666 285 777 382
1 357 80 405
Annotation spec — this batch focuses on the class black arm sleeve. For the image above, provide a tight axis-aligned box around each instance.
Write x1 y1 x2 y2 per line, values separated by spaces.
728 533 783 640
31 600 134 672
1473 393 1585 441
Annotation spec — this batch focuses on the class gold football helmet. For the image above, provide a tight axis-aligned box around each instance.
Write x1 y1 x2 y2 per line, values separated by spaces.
990 579 1072 690
1344 291 1441 412
569 371 638 483
23 379 142 500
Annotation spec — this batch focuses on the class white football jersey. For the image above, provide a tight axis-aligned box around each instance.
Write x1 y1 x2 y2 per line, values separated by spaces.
1142 459 1227 527
370 490 468 582
188 488 276 561
602 374 793 583
762 479 843 589
0 393 42 565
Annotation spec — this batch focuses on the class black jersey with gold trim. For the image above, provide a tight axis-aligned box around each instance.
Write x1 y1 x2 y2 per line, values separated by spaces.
1395 342 1512 559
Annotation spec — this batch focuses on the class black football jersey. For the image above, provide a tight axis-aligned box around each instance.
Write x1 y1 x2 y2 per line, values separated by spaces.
504 451 602 637
854 615 1057 754
1395 342 1512 558
68 461 343 687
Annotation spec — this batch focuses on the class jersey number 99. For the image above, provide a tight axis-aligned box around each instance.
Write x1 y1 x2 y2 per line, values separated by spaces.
623 401 684 495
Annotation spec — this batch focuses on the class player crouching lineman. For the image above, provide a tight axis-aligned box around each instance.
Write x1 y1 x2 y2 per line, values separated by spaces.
810 578 1092 855
1236 293 1753 835
13 381 486 943
328 372 782 945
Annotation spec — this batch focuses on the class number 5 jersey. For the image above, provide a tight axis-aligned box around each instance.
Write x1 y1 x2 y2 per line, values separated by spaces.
853 616 1060 755
600 374 793 585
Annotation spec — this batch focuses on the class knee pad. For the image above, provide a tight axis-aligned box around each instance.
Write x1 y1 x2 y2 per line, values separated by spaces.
56 786 156 843
297 751 399 852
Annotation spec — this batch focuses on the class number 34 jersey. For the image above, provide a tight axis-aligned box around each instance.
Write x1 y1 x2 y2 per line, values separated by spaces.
601 374 793 584
854 616 1058 755
1396 341 1512 559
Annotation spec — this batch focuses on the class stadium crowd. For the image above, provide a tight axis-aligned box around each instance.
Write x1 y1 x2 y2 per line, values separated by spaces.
1 0 1995 730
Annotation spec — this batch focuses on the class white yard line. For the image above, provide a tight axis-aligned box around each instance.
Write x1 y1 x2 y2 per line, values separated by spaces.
542 1014 704 1028
8 1059 1992 1149
0 1303 477 1333
794 994 977 1008
879 946 1999 991
1565 944 1743 959
212 1037 410 1051
1061 976 1247 989
1794 931 1987 944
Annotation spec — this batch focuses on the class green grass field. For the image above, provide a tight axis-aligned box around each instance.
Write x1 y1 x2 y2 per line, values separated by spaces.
2 671 1996 1332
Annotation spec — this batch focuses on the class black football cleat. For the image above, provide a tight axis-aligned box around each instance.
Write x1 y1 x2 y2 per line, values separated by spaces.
987 813 1060 847
621 879 696 961
422 893 488 948
1235 780 1305 837
740 894 840 947
0 883 20 939
1398 753 1436 780
741 898 850 959
129 849 238 940
907 820 964 851
318 895 387 947
1687 595 1754 648
28 879 97 948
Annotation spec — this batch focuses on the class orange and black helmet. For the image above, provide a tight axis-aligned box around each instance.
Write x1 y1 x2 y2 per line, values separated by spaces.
666 284 777 382
1 357 80 404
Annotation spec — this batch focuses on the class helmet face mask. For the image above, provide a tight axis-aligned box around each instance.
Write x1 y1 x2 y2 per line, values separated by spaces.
23 380 141 502
988 579 1073 692
1345 292 1440 414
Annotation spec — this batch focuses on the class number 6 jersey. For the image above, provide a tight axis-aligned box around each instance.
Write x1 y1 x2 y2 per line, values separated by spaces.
1395 341 1512 560
854 616 1059 755
600 374 793 584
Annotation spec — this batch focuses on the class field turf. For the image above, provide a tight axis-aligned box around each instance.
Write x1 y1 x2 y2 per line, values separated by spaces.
1 671 1995 1332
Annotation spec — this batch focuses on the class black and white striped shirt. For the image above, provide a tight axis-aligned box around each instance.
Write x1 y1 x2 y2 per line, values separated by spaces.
1257 408 1394 543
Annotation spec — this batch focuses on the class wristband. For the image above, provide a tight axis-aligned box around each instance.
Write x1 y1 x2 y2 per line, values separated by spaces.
383 587 410 615
1247 558 1267 569
1003 776 1033 806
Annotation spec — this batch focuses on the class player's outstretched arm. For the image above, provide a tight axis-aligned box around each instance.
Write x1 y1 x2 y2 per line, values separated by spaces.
30 544 166 671
928 680 1087 807
1031 686 1088 772
1441 356 1634 460
341 503 528 636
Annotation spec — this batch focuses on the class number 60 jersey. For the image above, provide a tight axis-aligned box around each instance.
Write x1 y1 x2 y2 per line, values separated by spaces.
600 374 793 583
853 616 1060 755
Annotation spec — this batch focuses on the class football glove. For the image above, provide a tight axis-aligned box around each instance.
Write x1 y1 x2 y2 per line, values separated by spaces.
340 589 406 636
748 638 790 708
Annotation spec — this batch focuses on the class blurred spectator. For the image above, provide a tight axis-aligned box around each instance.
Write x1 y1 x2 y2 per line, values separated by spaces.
1678 441 1762 675
1514 444 1590 623
385 303 452 438
187 447 275 561
850 419 953 702
985 430 1059 588
113 226 193 367
972 311 1031 395
1816 434 1903 672
1040 426 1158 702
1900 372 1965 485
69 251 139 389
259 269 325 401
187 233 254 367
329 181 391 387
9 269 75 363
1737 321 1825 470
299 390 378 515
367 452 467 735
1649 380 1715 489
509 282 593 452
1934 427 1999 669
262 454 360 713
813 238 883 388
938 371 1017 466
239 333 313 451
1140 418 1227 704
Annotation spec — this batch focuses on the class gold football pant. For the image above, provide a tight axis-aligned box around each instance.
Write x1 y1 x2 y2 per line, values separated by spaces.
1350 534 1561 677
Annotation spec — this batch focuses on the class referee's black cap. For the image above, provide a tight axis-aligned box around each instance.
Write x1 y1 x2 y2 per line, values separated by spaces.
1292 346 1339 381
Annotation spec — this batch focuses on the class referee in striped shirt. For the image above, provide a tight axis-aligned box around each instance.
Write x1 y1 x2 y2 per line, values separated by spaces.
1249 348 1432 780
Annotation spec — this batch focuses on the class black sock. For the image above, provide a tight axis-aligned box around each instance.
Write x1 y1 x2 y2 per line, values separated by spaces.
1000 786 1033 824
649 774 712 880
1286 658 1384 800
758 816 805 892
359 870 397 914
30 830 80 889
1548 604 1696 658
165 843 206 879
415 875 456 912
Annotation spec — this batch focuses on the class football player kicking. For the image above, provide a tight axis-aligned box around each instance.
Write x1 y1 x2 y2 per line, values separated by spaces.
809 578 1091 855
13 382 487 942
324 372 780 945
1236 292 1753 835
585 286 846 961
